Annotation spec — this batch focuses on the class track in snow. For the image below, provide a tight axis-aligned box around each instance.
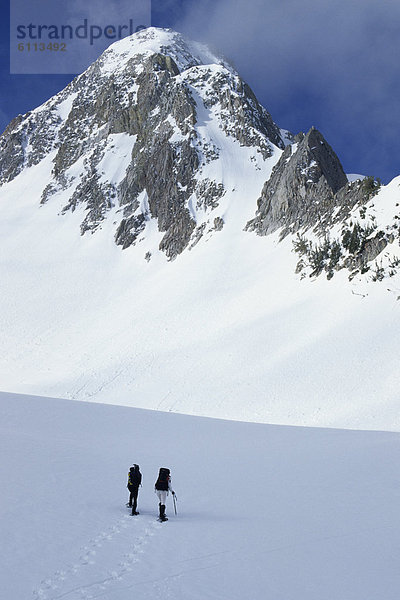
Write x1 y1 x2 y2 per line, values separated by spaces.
33 511 163 600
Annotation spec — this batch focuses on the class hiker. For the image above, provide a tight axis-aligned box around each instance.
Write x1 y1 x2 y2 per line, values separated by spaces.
127 464 142 515
154 467 175 521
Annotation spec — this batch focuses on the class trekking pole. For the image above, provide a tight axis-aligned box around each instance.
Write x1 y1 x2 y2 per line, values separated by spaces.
173 492 177 515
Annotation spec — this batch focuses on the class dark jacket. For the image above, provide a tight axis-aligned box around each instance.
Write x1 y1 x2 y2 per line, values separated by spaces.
127 465 142 490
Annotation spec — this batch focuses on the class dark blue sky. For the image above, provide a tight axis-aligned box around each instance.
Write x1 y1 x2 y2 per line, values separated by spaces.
1 0 399 182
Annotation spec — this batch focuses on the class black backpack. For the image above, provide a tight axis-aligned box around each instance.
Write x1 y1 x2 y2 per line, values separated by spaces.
155 467 170 491
128 465 142 488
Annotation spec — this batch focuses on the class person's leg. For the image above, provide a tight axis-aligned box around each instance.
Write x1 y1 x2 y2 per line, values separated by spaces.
131 488 139 514
156 490 165 517
157 491 167 520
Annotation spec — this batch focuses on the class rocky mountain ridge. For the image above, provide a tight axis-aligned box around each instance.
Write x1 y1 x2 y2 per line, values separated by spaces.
0 28 285 260
244 125 398 281
1 28 399 426
0 27 399 277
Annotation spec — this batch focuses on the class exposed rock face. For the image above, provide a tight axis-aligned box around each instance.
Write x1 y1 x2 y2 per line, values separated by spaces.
246 127 349 237
0 28 284 260
0 27 394 280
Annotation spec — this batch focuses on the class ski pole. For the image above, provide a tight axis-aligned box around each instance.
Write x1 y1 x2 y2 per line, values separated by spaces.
173 492 177 515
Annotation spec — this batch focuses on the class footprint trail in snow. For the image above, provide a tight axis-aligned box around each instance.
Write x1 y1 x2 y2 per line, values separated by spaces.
33 512 163 600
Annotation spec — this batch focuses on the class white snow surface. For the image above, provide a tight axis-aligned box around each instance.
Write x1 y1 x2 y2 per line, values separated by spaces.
0 156 400 431
98 28 229 79
1 391 399 600
96 134 137 186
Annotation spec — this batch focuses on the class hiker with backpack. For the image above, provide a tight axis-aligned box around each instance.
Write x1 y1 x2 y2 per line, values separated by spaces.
127 464 142 515
154 467 175 521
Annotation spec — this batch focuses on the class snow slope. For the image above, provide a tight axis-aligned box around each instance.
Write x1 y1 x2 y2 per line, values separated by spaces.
1 391 399 600
0 154 399 430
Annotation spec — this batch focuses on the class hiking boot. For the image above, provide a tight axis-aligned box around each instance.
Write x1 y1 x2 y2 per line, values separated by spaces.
159 504 168 521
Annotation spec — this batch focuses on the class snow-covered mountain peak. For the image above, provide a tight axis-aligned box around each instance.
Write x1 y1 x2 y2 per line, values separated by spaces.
0 28 399 428
0 26 285 260
97 27 230 77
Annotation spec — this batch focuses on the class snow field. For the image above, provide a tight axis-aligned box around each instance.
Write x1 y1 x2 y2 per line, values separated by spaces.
1 391 400 600
1 168 399 430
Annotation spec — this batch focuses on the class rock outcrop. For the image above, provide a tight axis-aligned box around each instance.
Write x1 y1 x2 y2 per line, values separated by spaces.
246 127 349 237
